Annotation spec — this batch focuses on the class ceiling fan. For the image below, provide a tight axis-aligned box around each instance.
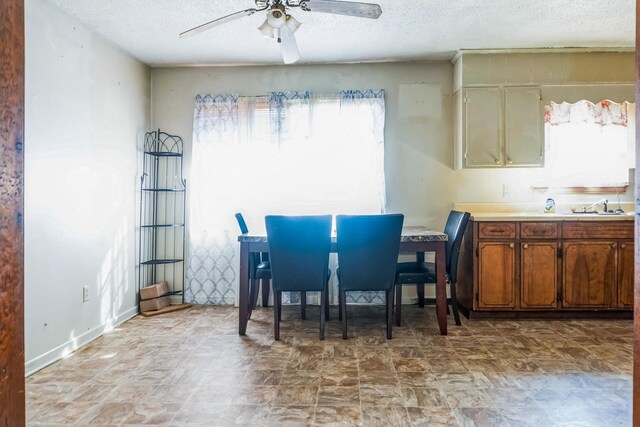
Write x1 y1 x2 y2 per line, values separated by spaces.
180 0 383 64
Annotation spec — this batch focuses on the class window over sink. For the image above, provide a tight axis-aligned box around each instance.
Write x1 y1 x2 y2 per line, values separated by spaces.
537 100 635 192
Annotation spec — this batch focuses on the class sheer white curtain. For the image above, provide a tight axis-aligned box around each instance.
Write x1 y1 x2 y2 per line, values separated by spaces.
185 91 386 305
542 100 632 187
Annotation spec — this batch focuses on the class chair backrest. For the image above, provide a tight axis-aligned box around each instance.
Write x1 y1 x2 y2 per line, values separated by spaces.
235 212 268 270
235 212 249 235
336 214 404 292
444 210 471 283
265 215 332 292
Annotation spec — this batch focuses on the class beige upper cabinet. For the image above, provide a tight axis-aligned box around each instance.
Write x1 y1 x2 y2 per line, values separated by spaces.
464 88 502 167
505 87 544 166
457 86 543 169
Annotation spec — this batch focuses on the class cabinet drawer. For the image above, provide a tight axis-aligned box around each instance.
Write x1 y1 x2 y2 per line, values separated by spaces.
479 222 516 239
562 221 633 239
521 222 558 239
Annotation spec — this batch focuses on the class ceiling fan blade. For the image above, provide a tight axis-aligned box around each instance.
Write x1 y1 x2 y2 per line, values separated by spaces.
279 29 300 64
180 8 259 38
300 0 382 19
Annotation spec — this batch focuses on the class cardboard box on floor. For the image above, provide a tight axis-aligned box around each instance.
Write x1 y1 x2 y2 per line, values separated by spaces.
140 281 170 312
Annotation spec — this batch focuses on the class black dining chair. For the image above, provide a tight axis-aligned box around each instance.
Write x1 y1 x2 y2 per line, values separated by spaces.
336 214 404 340
265 215 332 340
235 213 271 319
395 210 470 326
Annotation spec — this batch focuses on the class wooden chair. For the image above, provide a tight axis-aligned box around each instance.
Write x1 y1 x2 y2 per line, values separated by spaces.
395 210 470 326
336 214 404 339
265 215 332 340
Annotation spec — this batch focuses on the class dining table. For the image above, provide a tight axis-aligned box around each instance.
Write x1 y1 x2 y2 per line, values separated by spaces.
237 226 449 335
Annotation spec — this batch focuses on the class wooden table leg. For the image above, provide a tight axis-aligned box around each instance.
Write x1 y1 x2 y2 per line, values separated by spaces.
435 240 448 335
239 241 249 335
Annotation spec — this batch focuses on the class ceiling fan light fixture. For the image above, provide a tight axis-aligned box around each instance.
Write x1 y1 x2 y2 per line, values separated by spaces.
258 19 275 38
285 15 301 34
266 8 286 28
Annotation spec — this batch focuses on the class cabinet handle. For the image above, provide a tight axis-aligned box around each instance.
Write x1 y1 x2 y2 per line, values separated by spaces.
495 158 501 165
621 244 626 249
507 158 513 164
523 244 528 249
612 243 617 249
509 243 514 249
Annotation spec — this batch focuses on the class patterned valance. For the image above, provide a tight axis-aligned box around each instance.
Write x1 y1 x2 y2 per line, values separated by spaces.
545 100 630 126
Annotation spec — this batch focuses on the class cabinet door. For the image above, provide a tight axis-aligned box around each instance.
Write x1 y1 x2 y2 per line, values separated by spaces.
618 241 634 308
464 87 502 167
477 242 516 309
504 87 543 167
521 242 558 309
563 241 617 308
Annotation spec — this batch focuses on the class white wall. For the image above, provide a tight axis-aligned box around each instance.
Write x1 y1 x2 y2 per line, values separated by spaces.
151 57 635 232
151 62 456 229
24 0 150 374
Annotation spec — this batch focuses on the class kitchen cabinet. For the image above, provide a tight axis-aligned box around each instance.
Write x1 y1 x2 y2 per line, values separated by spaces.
504 87 544 166
478 242 516 309
459 219 633 316
458 86 543 169
562 241 616 308
463 87 502 167
520 222 559 309
617 241 634 307
521 242 558 309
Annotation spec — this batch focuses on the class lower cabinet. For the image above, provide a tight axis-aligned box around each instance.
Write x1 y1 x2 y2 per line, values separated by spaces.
464 220 633 313
562 241 617 308
521 242 558 309
478 242 516 308
618 241 635 308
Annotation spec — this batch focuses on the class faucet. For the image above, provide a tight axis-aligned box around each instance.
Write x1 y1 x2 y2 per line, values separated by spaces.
581 199 608 213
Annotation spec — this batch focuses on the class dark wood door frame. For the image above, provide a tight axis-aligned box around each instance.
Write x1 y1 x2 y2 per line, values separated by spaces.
0 0 26 425
635 0 640 424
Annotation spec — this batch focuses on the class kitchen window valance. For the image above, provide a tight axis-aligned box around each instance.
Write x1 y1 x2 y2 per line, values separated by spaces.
545 100 630 127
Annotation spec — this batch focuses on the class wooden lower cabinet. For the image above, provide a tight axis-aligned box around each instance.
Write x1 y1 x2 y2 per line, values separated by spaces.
463 220 633 314
618 241 634 307
521 242 558 309
562 241 617 308
477 242 516 309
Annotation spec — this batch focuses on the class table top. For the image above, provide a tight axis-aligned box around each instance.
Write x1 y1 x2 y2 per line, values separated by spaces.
238 226 448 243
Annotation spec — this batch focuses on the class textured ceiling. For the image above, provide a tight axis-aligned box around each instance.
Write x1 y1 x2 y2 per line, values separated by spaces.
46 0 635 67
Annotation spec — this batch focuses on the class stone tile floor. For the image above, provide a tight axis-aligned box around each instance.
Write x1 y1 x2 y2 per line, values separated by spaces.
27 305 632 426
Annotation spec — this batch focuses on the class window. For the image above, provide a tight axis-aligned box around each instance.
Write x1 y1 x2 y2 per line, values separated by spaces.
540 100 634 191
185 91 386 304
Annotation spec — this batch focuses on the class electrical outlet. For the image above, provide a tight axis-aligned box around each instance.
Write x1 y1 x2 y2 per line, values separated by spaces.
82 286 89 302
502 184 512 198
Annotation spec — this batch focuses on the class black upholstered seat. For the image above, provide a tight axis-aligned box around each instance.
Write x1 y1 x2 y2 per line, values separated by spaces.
336 214 404 340
265 215 332 340
395 210 470 326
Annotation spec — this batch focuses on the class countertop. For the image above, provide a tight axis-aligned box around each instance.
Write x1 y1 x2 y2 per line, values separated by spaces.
469 212 635 221
454 202 635 222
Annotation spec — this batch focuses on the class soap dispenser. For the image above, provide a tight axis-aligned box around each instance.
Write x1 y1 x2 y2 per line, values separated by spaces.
544 197 556 214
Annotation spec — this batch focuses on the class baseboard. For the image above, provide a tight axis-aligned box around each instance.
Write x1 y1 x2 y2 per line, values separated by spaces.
25 305 139 376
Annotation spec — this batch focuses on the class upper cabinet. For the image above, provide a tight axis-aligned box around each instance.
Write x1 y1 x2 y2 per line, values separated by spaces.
457 85 543 169
451 50 635 170
464 87 502 167
504 87 544 166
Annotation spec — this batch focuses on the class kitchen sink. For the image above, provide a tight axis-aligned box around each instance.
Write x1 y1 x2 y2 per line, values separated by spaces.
570 211 626 215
